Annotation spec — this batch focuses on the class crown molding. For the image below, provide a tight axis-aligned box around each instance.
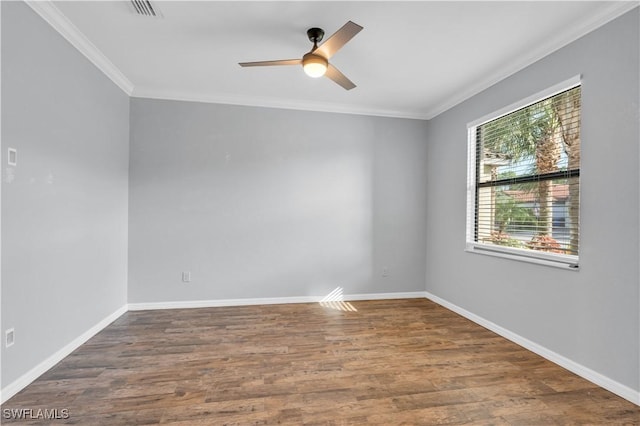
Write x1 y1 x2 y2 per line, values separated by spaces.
131 86 429 120
22 0 638 121
24 0 134 95
423 2 639 119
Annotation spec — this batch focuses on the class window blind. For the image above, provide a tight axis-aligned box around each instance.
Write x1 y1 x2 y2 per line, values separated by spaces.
473 86 581 258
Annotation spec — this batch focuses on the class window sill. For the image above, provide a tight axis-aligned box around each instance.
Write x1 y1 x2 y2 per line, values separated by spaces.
465 243 579 271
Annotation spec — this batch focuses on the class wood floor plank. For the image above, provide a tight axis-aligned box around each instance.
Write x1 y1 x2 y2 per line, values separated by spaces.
2 299 638 424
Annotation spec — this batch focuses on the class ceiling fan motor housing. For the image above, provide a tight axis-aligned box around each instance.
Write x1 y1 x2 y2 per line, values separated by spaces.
307 27 325 44
303 27 328 77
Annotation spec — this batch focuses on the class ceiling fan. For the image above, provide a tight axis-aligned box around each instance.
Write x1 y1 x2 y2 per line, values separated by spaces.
239 21 363 90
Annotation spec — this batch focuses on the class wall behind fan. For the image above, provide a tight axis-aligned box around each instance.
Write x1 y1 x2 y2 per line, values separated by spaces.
128 99 429 304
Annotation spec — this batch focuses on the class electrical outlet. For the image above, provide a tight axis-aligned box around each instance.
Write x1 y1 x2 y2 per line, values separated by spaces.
382 267 389 278
182 271 191 283
5 328 15 348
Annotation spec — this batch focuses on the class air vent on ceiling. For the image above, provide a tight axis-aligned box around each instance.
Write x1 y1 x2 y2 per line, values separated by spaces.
130 0 163 18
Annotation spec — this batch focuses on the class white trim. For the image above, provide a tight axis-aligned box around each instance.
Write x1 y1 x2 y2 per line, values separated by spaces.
467 75 582 128
465 77 582 269
343 291 427 301
132 3 636 121
3 293 638 407
0 305 128 404
425 291 640 406
1 292 425 401
131 88 427 121
127 291 427 311
24 0 134 95
424 2 638 119
129 296 318 311
21 1 638 120
466 243 579 270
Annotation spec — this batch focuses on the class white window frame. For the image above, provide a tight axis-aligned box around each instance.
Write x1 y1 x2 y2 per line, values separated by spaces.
465 75 582 270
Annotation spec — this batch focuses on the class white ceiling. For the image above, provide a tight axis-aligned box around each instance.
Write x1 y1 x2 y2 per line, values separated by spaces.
38 1 637 119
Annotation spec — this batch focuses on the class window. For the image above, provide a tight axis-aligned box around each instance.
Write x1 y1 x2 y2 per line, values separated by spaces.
466 77 581 269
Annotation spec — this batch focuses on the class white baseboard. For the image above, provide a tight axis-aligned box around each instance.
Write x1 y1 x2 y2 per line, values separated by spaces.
345 291 428 301
0 290 425 403
0 304 128 404
12 291 634 409
425 291 640 406
128 291 427 311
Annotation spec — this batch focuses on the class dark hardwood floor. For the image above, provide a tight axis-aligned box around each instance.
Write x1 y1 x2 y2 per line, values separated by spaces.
2 298 639 424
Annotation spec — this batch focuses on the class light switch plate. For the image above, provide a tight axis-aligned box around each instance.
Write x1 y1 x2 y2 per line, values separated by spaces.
8 148 17 166
5 328 15 348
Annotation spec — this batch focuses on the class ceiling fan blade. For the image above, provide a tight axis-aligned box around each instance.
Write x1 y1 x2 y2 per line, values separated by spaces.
314 21 363 59
325 64 356 90
239 59 301 67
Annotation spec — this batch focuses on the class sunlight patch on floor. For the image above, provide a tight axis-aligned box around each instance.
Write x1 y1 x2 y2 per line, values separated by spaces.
319 287 357 312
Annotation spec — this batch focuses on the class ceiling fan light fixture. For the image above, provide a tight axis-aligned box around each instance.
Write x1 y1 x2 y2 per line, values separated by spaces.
239 21 362 90
302 53 328 78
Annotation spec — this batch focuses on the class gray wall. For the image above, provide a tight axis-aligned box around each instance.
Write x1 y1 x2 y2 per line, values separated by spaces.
425 9 639 392
129 99 428 303
3 0 636 402
1 2 129 387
